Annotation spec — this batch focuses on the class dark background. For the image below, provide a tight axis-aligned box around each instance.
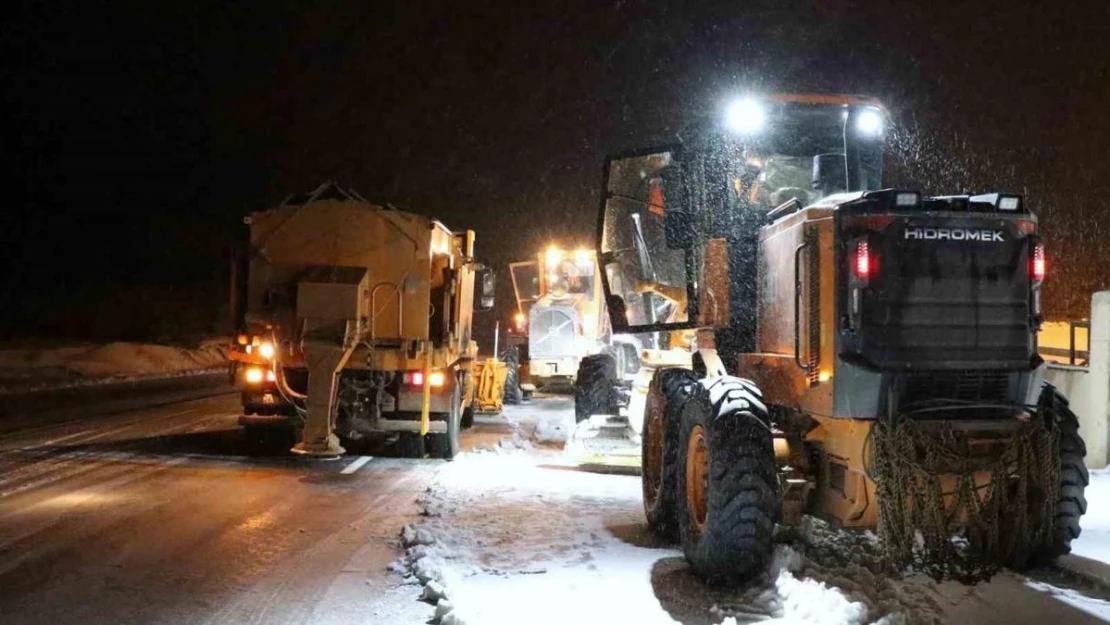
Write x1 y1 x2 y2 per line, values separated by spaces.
2 0 1107 345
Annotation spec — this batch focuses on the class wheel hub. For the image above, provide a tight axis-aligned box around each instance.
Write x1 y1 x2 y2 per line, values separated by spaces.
686 424 709 533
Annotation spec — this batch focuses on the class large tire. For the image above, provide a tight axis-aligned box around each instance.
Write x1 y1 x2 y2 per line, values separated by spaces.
574 353 619 424
501 347 524 405
397 432 426 458
1032 384 1088 563
675 376 780 583
643 368 698 542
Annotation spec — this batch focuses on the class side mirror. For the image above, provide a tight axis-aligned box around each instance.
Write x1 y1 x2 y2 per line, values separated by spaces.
813 153 847 196
474 265 496 312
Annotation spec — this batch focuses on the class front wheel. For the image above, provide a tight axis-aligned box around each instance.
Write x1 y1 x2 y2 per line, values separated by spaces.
642 368 698 542
574 354 619 424
676 377 780 584
501 347 524 405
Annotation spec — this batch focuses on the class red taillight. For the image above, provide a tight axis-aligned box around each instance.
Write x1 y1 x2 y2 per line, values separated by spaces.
1032 243 1046 281
403 372 424 386
854 239 872 280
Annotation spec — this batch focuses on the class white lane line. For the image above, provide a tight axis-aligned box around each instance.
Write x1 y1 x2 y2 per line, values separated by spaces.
340 456 373 474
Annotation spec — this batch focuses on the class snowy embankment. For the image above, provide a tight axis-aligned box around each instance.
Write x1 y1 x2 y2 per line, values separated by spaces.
0 338 229 394
1071 468 1110 564
392 444 942 625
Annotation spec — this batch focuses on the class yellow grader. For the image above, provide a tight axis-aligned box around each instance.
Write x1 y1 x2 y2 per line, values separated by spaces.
507 246 641 402
228 182 506 458
581 94 1088 582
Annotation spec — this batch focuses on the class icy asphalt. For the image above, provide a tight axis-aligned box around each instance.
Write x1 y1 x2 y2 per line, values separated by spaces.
0 384 1109 624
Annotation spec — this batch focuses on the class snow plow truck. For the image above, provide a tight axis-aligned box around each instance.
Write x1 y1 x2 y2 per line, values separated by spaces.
580 93 1087 582
227 182 504 458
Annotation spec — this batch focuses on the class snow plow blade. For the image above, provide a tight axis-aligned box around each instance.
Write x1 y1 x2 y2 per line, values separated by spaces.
565 414 641 475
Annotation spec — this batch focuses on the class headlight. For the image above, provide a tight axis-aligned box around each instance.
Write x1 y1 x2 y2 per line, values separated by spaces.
245 367 264 384
258 342 275 359
428 371 446 387
856 108 884 137
545 246 563 268
725 98 765 134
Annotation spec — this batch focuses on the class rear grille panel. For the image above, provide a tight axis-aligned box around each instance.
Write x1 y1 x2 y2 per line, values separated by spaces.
900 370 1012 406
846 216 1036 369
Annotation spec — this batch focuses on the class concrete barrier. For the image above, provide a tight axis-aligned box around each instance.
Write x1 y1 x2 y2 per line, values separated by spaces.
1043 291 1110 469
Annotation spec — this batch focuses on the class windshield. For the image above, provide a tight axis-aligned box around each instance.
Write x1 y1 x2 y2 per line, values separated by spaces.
509 261 540 318
724 101 884 210
546 257 595 298
601 150 689 329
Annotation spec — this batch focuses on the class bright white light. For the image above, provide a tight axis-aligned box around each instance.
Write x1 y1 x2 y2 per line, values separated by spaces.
573 249 592 266
258 342 275 359
895 192 919 207
998 196 1021 211
724 98 765 134
856 108 883 136
545 247 563 268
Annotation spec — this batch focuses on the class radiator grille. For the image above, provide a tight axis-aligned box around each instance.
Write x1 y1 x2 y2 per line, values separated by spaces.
529 308 577 358
901 370 1011 406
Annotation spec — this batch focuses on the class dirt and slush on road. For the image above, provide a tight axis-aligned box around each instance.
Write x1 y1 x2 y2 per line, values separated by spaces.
1 382 1109 625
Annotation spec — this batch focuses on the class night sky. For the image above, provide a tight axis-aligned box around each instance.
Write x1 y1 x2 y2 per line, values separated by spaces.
3 0 1108 340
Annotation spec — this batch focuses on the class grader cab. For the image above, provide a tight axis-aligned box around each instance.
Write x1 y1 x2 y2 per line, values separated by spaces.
593 94 1087 582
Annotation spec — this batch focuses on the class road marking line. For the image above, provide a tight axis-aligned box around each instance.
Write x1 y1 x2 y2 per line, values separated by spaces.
341 456 373 474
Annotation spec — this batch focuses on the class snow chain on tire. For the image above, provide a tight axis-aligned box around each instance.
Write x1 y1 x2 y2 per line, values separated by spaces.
676 376 780 584
871 383 1081 583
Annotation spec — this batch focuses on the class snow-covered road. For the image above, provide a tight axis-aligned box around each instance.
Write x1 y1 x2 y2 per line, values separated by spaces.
393 395 1110 625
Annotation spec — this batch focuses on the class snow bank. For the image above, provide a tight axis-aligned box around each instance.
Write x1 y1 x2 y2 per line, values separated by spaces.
532 416 572 445
390 448 943 625
0 338 229 393
1070 468 1110 563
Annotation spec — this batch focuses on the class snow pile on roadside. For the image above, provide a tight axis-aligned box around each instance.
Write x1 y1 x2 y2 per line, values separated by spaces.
0 338 229 393
532 416 572 445
1069 468 1110 563
734 518 942 625
390 449 944 625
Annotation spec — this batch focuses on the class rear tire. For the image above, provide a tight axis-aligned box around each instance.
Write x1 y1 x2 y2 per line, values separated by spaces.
1032 384 1088 564
397 432 426 458
676 377 780 583
643 368 698 542
574 353 619 424
428 386 463 460
461 405 475 429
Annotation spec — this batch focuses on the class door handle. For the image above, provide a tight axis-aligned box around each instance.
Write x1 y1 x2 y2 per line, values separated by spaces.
794 242 813 371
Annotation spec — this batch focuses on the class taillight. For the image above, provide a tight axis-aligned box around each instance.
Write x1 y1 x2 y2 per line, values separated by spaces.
1032 242 1046 282
402 371 446 387
853 239 873 280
